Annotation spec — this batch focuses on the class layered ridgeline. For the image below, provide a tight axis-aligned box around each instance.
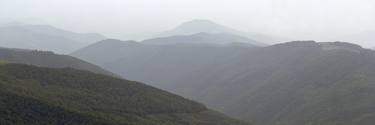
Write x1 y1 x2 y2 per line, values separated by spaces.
165 41 375 125
74 40 375 125
72 34 259 88
0 63 250 125
0 23 105 53
0 47 113 76
143 32 264 46
156 19 288 44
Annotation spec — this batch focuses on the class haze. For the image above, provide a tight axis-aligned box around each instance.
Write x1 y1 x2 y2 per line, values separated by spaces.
1 0 375 47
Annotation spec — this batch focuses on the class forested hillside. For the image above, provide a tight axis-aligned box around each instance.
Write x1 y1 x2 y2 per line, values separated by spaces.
0 47 113 76
0 63 250 125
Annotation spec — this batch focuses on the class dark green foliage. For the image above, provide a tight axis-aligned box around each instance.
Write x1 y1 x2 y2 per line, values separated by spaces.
0 64 249 125
0 92 108 125
0 47 114 76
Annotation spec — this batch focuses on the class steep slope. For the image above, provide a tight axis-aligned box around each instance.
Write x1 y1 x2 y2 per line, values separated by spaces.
143 32 264 46
166 41 375 125
75 40 375 125
72 39 257 88
0 47 113 76
0 24 105 53
157 19 289 44
0 63 250 125
72 39 157 65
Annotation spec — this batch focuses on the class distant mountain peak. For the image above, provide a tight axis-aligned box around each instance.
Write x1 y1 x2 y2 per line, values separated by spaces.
157 19 289 45
169 19 232 35
179 19 225 28
143 32 264 46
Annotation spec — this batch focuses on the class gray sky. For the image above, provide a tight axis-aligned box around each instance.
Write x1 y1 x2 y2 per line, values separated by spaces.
1 0 375 47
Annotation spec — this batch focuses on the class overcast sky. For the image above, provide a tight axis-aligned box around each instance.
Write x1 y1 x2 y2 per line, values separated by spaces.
1 0 375 46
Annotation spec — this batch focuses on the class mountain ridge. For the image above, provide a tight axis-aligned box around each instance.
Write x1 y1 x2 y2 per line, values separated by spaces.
156 19 290 44
0 24 106 53
74 40 375 125
0 63 250 125
143 32 265 46
0 47 114 76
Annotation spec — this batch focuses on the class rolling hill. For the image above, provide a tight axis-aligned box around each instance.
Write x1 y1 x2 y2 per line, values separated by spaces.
158 41 375 125
0 24 105 53
72 38 257 88
161 42 375 125
0 63 250 125
0 47 113 76
74 40 375 125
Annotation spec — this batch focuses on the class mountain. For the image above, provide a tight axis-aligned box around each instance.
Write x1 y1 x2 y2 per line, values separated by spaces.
159 20 236 36
74 40 375 125
72 39 151 66
17 24 106 44
0 63 250 125
156 41 375 125
143 32 265 46
72 39 257 88
0 47 113 76
201 42 373 125
0 24 106 53
156 19 289 44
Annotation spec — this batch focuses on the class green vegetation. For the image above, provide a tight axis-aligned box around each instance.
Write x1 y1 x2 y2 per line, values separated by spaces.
0 47 114 76
0 63 249 125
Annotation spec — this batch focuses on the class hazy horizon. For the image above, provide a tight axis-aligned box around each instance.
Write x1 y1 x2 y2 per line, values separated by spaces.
1 0 375 47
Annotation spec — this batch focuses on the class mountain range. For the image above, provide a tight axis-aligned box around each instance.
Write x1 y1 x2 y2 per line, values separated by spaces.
0 45 251 125
0 63 250 125
143 32 265 46
0 47 113 76
0 23 105 54
72 37 257 88
155 19 289 44
73 40 375 125
2 18 375 125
